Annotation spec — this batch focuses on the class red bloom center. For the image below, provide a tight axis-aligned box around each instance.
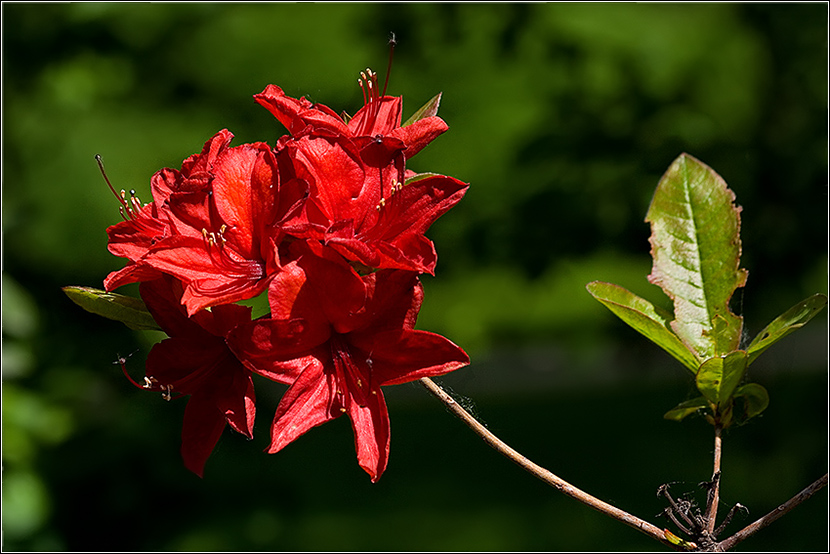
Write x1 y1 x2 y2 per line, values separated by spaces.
330 334 376 410
197 223 266 296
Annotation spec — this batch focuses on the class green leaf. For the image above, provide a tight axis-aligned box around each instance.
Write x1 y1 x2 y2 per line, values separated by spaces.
646 153 748 360
404 172 441 186
732 383 770 422
63 286 160 331
664 395 709 421
586 281 699 372
695 350 747 406
746 293 828 366
402 92 442 127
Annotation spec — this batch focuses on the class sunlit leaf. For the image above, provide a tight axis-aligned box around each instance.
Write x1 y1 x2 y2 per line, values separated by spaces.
732 382 770 422
746 293 828 365
663 528 696 549
402 92 442 127
586 281 698 372
62 286 160 331
646 153 748 360
664 395 709 421
695 350 747 406
404 172 441 186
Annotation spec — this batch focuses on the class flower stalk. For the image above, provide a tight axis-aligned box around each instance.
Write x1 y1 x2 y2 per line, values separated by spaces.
705 425 723 535
418 377 685 550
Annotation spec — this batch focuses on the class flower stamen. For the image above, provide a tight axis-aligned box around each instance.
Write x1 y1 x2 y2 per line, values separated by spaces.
357 68 383 136
375 180 403 211
197 224 265 295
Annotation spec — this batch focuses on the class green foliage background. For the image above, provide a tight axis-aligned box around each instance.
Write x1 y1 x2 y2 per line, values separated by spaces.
3 3 827 551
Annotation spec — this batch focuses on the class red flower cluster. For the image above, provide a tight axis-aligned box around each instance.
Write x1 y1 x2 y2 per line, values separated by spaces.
104 71 469 481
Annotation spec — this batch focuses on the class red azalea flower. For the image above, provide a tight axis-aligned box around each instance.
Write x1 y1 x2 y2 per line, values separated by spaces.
282 135 469 274
136 276 255 477
254 73 448 165
227 249 469 482
139 138 306 316
103 130 235 291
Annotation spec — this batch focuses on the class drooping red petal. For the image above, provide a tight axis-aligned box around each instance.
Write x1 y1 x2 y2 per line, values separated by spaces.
214 366 256 440
180 393 228 478
267 361 342 454
346 381 390 483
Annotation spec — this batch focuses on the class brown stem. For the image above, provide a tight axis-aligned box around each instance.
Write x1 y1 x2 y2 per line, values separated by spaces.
715 473 828 551
705 425 723 535
419 377 688 551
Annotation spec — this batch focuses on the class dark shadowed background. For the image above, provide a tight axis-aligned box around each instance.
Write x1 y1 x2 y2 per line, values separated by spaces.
3 3 827 551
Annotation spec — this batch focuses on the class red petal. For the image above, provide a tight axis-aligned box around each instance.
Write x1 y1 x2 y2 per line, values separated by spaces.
350 328 470 386
255 84 347 136
346 385 390 483
334 269 421 334
227 317 331 384
104 263 163 291
144 235 268 315
392 115 449 158
347 96 402 137
218 369 256 440
372 174 469 239
280 252 365 331
180 393 227 478
140 277 204 338
290 137 376 225
211 143 278 259
267 362 341 453
180 129 234 182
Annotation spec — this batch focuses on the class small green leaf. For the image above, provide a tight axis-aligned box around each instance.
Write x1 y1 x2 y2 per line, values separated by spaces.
746 293 828 365
695 350 747 406
402 92 442 127
404 172 441 186
646 153 748 360
663 528 697 549
732 383 770 421
587 281 699 372
63 286 160 331
664 395 709 421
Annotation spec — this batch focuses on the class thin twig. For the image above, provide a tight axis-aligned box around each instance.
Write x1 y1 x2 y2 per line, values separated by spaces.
715 473 828 551
705 425 722 535
419 377 686 550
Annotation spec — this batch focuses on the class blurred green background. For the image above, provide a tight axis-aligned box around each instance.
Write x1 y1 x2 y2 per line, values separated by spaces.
3 3 827 551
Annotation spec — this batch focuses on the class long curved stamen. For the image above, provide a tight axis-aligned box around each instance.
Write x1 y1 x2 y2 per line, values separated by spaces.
97 154 130 217
376 180 403 212
97 154 144 222
114 352 183 401
382 32 396 99
97 154 161 236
